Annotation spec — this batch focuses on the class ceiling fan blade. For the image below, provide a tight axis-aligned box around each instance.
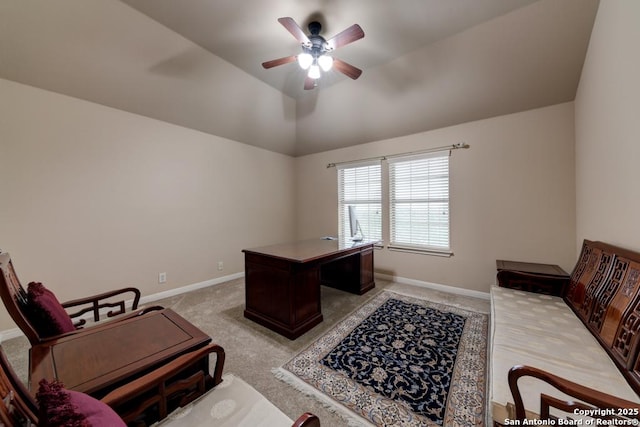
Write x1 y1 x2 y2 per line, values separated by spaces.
326 24 364 50
262 55 297 69
278 17 311 45
333 58 363 80
304 76 317 90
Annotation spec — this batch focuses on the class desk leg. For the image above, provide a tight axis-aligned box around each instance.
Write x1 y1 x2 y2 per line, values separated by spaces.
359 247 375 294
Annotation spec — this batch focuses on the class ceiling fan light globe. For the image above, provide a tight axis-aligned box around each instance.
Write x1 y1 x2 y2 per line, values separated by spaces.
297 53 313 70
308 64 321 79
318 55 333 71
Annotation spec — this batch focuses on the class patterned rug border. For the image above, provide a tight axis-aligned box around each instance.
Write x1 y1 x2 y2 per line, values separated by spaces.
273 290 488 427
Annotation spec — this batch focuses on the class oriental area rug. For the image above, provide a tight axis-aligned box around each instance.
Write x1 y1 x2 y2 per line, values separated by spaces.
274 291 488 426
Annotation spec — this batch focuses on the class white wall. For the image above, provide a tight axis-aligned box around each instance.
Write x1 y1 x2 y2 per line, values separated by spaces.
0 79 296 332
295 103 576 293
575 0 640 252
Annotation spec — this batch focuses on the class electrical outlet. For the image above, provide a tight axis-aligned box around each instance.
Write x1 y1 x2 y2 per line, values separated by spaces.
217 261 224 271
158 272 167 283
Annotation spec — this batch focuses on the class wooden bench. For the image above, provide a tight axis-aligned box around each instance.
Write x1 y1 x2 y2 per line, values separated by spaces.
491 240 640 424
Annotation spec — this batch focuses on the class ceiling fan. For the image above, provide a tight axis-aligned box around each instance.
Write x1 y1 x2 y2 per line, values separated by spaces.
262 17 365 90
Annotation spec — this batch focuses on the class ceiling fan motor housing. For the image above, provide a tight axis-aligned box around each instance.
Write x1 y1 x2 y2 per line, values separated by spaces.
307 21 330 56
308 21 322 36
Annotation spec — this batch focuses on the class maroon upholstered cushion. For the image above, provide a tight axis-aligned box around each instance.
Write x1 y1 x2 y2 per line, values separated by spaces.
27 282 76 337
36 379 126 427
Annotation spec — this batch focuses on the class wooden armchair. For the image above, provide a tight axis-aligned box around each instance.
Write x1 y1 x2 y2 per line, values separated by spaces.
0 343 223 426
0 252 162 346
508 365 640 424
0 345 320 427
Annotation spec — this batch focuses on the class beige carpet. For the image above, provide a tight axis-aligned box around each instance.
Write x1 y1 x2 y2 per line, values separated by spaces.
1 278 489 426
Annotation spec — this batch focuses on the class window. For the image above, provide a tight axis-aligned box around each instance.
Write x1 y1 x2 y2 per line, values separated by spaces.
337 162 382 242
389 152 450 253
335 149 452 256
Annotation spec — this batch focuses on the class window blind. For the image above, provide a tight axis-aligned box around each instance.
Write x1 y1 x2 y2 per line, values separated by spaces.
389 152 450 252
337 161 382 241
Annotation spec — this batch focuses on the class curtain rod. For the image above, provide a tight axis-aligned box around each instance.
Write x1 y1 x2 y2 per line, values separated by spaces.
326 142 469 168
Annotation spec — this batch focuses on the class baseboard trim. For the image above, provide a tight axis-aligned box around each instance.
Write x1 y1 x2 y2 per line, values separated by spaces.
0 272 245 342
375 273 490 300
139 272 245 305
0 327 23 342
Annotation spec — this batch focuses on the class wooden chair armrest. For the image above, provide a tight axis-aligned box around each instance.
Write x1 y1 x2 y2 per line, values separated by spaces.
292 412 320 427
61 287 142 325
134 305 164 314
35 306 166 345
100 343 225 410
508 365 640 421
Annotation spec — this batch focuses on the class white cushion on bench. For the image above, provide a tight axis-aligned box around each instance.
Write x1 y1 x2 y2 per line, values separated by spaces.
157 373 294 427
490 286 639 422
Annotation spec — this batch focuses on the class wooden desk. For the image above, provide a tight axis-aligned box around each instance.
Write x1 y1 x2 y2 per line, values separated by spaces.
29 308 211 398
243 238 376 339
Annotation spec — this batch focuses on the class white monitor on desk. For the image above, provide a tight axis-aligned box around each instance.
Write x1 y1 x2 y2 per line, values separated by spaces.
348 205 364 241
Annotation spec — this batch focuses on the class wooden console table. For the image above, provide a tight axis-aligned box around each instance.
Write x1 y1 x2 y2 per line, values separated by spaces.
243 238 376 339
496 260 570 296
29 309 212 398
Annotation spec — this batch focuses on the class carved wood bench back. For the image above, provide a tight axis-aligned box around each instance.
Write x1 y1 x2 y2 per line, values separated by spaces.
564 240 640 394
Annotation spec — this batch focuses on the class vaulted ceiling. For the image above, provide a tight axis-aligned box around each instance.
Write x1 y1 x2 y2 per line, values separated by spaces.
0 0 599 156
121 0 543 99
